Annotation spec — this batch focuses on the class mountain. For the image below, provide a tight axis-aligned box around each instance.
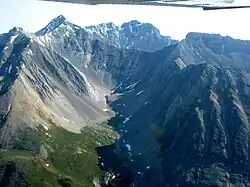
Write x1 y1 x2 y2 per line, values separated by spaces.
85 20 176 51
1 15 250 187
36 15 176 52
0 21 117 187
101 33 250 187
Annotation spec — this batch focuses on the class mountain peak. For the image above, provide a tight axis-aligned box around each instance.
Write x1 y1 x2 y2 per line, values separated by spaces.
128 20 141 25
9 27 23 33
56 15 66 21
36 15 67 36
121 20 141 28
185 32 224 41
8 27 24 36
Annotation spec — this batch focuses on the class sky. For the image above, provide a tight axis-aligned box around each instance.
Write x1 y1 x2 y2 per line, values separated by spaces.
1 0 250 40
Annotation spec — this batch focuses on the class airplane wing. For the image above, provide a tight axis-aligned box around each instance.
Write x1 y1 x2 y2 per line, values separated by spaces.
39 0 250 10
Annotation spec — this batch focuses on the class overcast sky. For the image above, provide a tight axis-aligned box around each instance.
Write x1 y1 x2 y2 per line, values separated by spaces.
1 0 250 40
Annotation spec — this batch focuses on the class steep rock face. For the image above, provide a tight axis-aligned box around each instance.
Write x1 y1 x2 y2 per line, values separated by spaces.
34 15 177 90
177 32 250 69
99 35 250 186
36 16 176 56
158 64 250 186
86 20 176 52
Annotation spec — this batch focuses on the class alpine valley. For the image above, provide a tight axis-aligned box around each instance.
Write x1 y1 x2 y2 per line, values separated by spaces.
1 15 250 187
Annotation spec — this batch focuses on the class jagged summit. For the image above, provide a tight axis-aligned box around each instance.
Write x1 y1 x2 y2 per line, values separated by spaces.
34 15 177 52
36 15 67 36
8 27 23 34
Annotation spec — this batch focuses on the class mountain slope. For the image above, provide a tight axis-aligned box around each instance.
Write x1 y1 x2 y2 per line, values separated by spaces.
0 26 117 186
97 33 250 187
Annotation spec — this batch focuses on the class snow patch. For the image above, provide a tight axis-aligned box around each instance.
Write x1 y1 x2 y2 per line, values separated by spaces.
112 82 123 93
65 30 70 37
66 24 75 33
123 88 135 94
37 39 45 47
144 101 148 105
10 35 18 43
86 81 99 101
136 90 144 96
28 49 33 56
71 63 99 101
42 125 49 131
125 144 131 151
125 81 139 90
8 64 12 74
45 164 50 167
102 108 108 112
63 117 70 122
123 115 132 124
45 133 52 138
96 141 101 146
75 25 80 29
146 166 151 169
37 34 53 47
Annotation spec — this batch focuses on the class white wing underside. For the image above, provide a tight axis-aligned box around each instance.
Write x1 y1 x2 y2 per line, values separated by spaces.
39 0 250 10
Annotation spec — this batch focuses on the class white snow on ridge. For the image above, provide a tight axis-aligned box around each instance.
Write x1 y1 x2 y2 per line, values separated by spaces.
10 35 18 43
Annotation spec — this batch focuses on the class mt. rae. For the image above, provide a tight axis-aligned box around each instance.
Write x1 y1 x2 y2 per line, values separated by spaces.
1 15 250 187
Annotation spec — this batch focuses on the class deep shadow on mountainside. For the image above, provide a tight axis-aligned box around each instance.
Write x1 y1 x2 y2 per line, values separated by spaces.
1 15 250 186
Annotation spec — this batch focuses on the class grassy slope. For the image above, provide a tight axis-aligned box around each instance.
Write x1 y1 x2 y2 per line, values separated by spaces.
0 123 117 187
